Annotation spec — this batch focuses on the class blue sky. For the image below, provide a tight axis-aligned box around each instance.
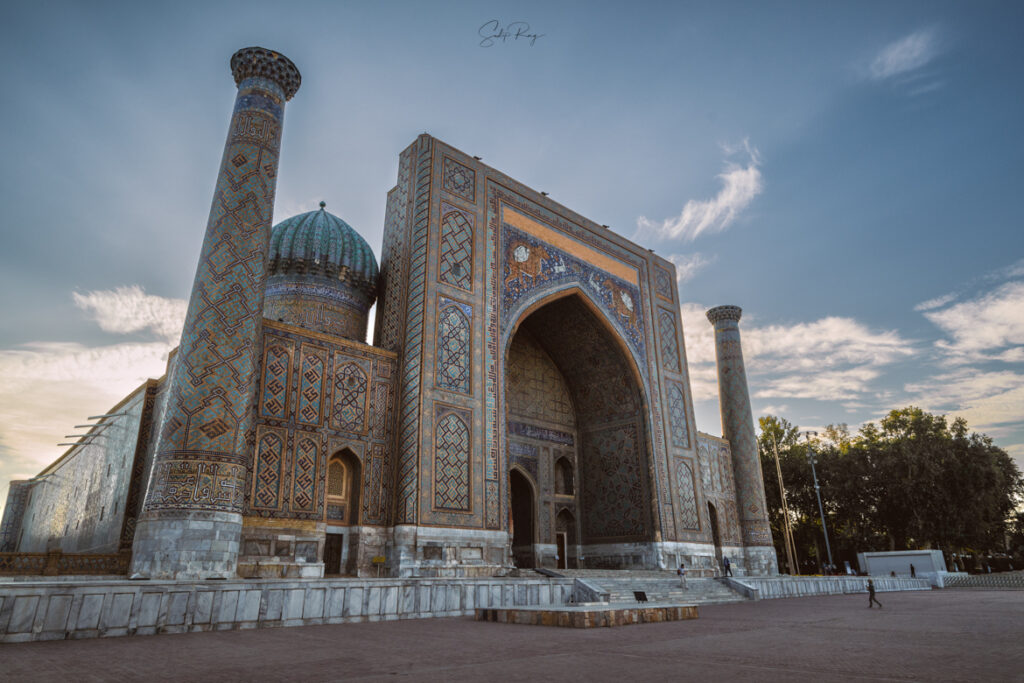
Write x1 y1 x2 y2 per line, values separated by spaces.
1 1 1022 511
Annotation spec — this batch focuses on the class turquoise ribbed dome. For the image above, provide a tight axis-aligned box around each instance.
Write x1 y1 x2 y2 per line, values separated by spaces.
268 202 378 292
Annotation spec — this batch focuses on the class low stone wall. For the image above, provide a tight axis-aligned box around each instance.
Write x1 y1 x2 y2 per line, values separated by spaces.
0 576 573 643
940 571 1024 590
727 576 931 600
476 604 698 628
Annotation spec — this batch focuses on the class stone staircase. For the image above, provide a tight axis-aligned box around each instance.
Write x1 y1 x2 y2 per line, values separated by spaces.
550 569 747 605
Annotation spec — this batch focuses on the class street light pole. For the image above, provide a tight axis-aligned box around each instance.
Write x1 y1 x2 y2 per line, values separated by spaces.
770 433 799 575
804 431 833 571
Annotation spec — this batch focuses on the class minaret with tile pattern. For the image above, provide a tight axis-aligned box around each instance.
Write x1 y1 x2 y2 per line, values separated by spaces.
130 48 301 579
706 305 778 575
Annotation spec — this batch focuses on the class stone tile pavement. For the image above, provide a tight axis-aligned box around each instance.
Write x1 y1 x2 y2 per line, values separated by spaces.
1 589 1021 681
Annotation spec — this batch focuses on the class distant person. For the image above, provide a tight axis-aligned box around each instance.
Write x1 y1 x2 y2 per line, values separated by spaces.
890 571 896 577
722 555 733 577
910 563 916 578
867 579 882 609
677 563 687 589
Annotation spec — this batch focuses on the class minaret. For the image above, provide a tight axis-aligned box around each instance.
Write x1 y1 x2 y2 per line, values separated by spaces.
706 305 777 575
131 47 301 579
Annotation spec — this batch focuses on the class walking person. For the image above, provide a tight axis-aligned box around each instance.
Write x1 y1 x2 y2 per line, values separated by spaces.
867 579 882 608
910 563 916 578
722 555 733 577
677 563 687 589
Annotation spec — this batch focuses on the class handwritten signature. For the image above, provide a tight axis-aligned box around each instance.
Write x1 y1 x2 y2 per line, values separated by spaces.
479 20 544 47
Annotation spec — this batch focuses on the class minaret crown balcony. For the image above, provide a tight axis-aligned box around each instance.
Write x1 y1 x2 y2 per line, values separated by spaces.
230 46 302 100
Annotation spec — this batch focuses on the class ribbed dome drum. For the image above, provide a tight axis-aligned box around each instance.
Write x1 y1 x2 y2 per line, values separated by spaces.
263 202 379 341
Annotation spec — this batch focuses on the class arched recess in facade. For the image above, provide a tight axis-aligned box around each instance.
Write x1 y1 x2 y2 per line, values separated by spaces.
509 466 538 569
502 286 656 566
324 448 362 576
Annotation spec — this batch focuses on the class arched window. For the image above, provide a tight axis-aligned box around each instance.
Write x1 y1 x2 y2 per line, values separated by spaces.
327 459 347 499
554 457 575 495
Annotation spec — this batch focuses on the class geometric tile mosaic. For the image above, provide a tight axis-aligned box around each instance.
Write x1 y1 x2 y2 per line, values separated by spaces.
442 156 475 202
674 457 699 530
253 428 285 509
145 76 288 519
580 423 646 541
332 361 368 433
436 298 471 394
439 205 474 290
297 346 326 426
658 308 681 373
434 406 471 512
667 380 690 449
654 265 674 302
261 343 291 418
290 436 319 513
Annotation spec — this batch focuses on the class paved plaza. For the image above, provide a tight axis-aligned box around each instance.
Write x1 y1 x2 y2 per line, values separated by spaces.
1 589 1021 681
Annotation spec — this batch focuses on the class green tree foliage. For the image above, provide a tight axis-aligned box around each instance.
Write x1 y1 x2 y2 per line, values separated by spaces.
758 407 1023 572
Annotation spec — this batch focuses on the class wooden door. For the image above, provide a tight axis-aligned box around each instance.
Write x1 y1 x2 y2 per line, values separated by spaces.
324 534 343 575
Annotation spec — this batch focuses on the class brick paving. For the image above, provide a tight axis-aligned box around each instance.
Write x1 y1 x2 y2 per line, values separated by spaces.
1 589 1021 682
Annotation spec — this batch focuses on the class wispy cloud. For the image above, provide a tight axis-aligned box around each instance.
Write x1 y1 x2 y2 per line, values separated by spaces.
73 286 186 343
906 369 1024 445
924 280 1024 360
914 292 957 312
0 287 183 508
0 340 174 496
870 28 940 80
667 253 714 285
637 141 762 242
680 303 915 403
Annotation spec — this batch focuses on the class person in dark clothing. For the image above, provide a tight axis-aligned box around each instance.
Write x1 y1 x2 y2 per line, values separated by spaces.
722 555 733 577
910 564 916 578
867 579 882 608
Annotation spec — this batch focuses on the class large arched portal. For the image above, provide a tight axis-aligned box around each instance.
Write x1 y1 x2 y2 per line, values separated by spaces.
505 292 654 569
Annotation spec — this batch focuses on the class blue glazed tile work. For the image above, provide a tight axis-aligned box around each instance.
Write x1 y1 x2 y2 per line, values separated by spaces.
501 225 647 364
145 56 294 516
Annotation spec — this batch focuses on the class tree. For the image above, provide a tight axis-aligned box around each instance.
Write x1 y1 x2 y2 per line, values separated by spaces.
757 407 1024 573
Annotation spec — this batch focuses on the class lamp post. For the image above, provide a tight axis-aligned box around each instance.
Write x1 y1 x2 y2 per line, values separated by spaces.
804 431 833 572
769 433 799 575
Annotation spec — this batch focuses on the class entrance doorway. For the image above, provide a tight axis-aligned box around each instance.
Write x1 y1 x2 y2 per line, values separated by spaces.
324 534 344 575
324 449 361 575
510 469 536 568
555 508 577 569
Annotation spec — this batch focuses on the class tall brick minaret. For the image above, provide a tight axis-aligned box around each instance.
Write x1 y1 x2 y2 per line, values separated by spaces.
706 305 778 575
131 47 301 579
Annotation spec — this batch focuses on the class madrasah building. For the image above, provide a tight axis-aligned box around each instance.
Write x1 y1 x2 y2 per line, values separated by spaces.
0 47 778 580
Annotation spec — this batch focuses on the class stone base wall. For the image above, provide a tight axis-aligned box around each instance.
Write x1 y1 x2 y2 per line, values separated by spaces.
0 576 573 643
742 545 779 576
391 526 510 577
655 541 738 576
130 512 242 579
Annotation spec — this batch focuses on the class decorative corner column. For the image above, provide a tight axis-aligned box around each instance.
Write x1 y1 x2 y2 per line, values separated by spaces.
131 47 301 579
706 305 778 575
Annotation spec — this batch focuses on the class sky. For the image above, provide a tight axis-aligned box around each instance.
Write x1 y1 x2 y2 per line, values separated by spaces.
1 0 1022 512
